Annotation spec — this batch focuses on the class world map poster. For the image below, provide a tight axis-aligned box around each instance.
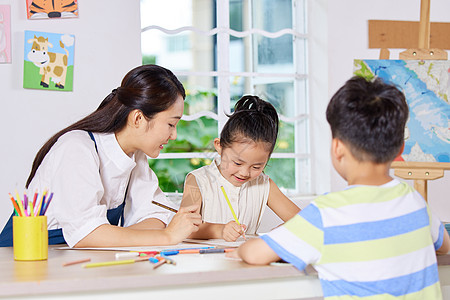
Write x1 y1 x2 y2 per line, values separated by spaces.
354 59 450 163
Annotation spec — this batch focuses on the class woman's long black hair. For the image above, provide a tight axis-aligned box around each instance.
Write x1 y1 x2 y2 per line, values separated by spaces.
26 64 185 188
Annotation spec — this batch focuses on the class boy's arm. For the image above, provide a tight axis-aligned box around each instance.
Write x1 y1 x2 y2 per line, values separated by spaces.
436 226 450 255
234 238 280 265
267 179 300 221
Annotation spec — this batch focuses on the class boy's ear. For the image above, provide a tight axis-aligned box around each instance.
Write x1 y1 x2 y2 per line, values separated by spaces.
332 138 345 161
213 138 222 155
396 142 405 157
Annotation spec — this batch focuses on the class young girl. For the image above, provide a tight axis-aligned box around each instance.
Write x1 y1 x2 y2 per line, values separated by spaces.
180 95 300 241
0 64 201 248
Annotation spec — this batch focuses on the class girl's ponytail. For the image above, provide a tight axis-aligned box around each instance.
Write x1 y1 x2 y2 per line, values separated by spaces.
220 95 279 155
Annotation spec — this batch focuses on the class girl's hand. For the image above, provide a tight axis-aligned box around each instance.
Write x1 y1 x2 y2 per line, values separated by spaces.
222 221 246 242
165 204 202 244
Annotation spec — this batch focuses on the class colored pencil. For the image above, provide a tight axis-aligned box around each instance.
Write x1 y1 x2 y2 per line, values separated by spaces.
35 189 47 216
162 257 176 265
152 259 166 269
220 186 246 240
24 192 29 216
16 190 28 217
84 256 150 268
115 252 140 259
23 192 28 211
148 257 159 263
8 189 52 217
39 191 47 216
62 258 91 267
151 201 178 213
199 248 235 254
115 251 158 259
41 192 54 215
14 191 26 217
32 190 38 208
8 193 21 217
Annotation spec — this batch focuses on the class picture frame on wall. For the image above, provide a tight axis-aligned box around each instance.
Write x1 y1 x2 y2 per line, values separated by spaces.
23 30 75 91
0 5 11 63
26 0 78 19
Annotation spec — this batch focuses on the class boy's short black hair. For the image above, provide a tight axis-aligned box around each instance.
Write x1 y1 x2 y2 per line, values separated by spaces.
326 76 409 163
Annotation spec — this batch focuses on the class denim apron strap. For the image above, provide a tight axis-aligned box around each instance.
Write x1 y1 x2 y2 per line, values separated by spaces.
88 131 127 226
0 213 14 247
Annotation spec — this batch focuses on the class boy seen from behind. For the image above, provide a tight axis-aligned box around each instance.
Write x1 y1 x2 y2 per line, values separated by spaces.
229 76 450 299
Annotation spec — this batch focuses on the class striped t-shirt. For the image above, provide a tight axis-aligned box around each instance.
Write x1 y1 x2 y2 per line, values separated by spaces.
262 179 444 300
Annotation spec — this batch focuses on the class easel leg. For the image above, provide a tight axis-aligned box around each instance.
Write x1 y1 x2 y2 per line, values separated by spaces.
414 179 428 201
379 48 390 59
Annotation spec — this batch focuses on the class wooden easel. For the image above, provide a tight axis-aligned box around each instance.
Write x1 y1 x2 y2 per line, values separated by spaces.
368 0 450 201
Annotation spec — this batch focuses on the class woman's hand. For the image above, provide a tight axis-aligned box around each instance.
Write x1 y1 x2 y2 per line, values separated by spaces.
222 221 246 242
165 204 202 244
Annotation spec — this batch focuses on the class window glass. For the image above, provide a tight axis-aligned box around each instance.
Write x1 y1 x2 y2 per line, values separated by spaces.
141 0 310 194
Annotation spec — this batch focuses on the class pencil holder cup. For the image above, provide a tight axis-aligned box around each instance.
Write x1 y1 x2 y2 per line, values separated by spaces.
13 216 48 261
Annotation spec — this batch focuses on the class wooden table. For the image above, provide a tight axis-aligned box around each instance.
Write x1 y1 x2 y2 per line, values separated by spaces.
0 245 323 300
1 245 450 300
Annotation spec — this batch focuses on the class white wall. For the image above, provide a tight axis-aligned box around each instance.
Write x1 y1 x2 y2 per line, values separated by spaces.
0 0 142 228
1 0 449 230
328 0 450 221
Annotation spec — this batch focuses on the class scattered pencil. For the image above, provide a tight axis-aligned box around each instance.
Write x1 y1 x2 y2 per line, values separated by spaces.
152 259 167 269
62 258 91 267
84 256 150 268
162 257 176 265
199 248 235 254
115 252 140 259
151 201 178 213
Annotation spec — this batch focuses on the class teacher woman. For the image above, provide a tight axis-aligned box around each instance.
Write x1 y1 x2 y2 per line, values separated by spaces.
0 64 201 248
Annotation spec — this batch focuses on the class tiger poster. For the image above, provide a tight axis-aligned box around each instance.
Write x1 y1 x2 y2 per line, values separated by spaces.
23 30 75 91
26 0 78 19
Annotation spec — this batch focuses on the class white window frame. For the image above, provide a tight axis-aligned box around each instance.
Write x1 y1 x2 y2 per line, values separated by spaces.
141 0 330 198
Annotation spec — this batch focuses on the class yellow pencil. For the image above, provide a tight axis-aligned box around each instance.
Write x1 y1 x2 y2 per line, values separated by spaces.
84 256 149 268
220 186 246 240
13 191 25 217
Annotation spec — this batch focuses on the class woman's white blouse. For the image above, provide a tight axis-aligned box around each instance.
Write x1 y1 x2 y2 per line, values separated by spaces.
28 130 174 247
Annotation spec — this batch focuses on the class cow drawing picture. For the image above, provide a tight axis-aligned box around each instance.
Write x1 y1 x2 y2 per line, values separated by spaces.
23 31 74 91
